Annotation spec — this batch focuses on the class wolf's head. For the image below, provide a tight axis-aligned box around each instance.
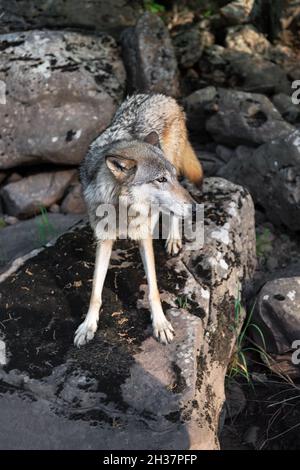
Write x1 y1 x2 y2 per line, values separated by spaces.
104 132 196 218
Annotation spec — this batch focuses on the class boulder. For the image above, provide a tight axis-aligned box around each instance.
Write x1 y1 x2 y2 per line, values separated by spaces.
225 25 271 55
0 177 256 449
0 30 126 169
61 184 86 214
184 86 219 142
254 277 300 355
172 23 214 69
252 277 300 377
194 150 220 176
218 131 300 231
197 46 228 88
220 0 255 25
1 170 76 217
197 46 290 94
121 12 180 97
185 87 293 147
193 145 234 176
0 0 142 35
272 93 300 124
223 50 291 95
205 88 293 147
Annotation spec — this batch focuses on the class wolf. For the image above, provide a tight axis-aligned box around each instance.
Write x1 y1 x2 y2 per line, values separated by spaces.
74 93 203 347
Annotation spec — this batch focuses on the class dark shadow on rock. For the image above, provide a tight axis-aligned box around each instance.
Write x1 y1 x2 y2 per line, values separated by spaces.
0 225 191 449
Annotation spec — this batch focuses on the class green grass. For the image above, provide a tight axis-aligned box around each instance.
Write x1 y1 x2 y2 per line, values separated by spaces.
36 206 56 245
144 0 165 14
227 286 268 384
176 294 189 309
256 227 273 259
0 218 6 229
202 8 213 17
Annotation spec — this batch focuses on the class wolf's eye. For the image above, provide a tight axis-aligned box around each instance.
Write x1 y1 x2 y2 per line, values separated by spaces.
156 177 167 183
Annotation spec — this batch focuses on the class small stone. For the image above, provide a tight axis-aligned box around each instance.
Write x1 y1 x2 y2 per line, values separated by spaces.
61 184 86 214
243 426 260 447
49 204 60 214
6 173 22 184
1 170 77 217
3 215 18 225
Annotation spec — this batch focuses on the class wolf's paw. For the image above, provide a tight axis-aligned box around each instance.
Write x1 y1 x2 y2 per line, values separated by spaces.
165 237 182 256
153 317 175 344
74 319 98 347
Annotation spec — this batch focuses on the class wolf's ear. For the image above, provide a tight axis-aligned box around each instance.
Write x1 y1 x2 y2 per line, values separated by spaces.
105 155 136 181
144 131 160 148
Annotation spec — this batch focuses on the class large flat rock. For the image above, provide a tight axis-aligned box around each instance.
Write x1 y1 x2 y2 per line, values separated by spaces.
0 177 256 449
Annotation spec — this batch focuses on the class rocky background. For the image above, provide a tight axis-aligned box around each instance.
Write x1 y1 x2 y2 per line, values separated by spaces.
0 0 300 450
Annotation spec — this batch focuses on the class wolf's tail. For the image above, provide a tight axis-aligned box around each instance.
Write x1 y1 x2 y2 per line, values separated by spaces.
180 141 203 189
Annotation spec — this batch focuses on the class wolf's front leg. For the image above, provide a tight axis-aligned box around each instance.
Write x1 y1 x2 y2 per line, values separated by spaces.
166 214 182 256
139 237 174 344
74 239 113 347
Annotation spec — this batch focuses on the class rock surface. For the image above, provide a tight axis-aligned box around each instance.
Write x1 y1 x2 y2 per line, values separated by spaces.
0 177 256 449
218 131 300 231
272 93 300 124
220 0 255 25
225 25 271 55
185 87 293 147
205 88 293 147
61 183 86 214
224 50 290 95
0 173 7 185
0 0 143 35
121 12 180 97
252 277 300 377
0 30 125 169
1 170 76 217
172 23 214 69
0 213 82 275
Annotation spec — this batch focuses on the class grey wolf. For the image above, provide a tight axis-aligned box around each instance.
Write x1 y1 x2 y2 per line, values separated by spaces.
74 93 203 347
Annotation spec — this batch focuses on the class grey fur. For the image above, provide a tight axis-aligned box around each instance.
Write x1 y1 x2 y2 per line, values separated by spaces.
80 93 191 236
74 94 195 347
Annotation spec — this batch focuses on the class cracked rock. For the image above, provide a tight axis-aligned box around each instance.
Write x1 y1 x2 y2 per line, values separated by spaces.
0 30 126 169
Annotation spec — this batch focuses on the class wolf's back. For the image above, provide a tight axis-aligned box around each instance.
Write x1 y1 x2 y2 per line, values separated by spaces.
86 93 203 188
